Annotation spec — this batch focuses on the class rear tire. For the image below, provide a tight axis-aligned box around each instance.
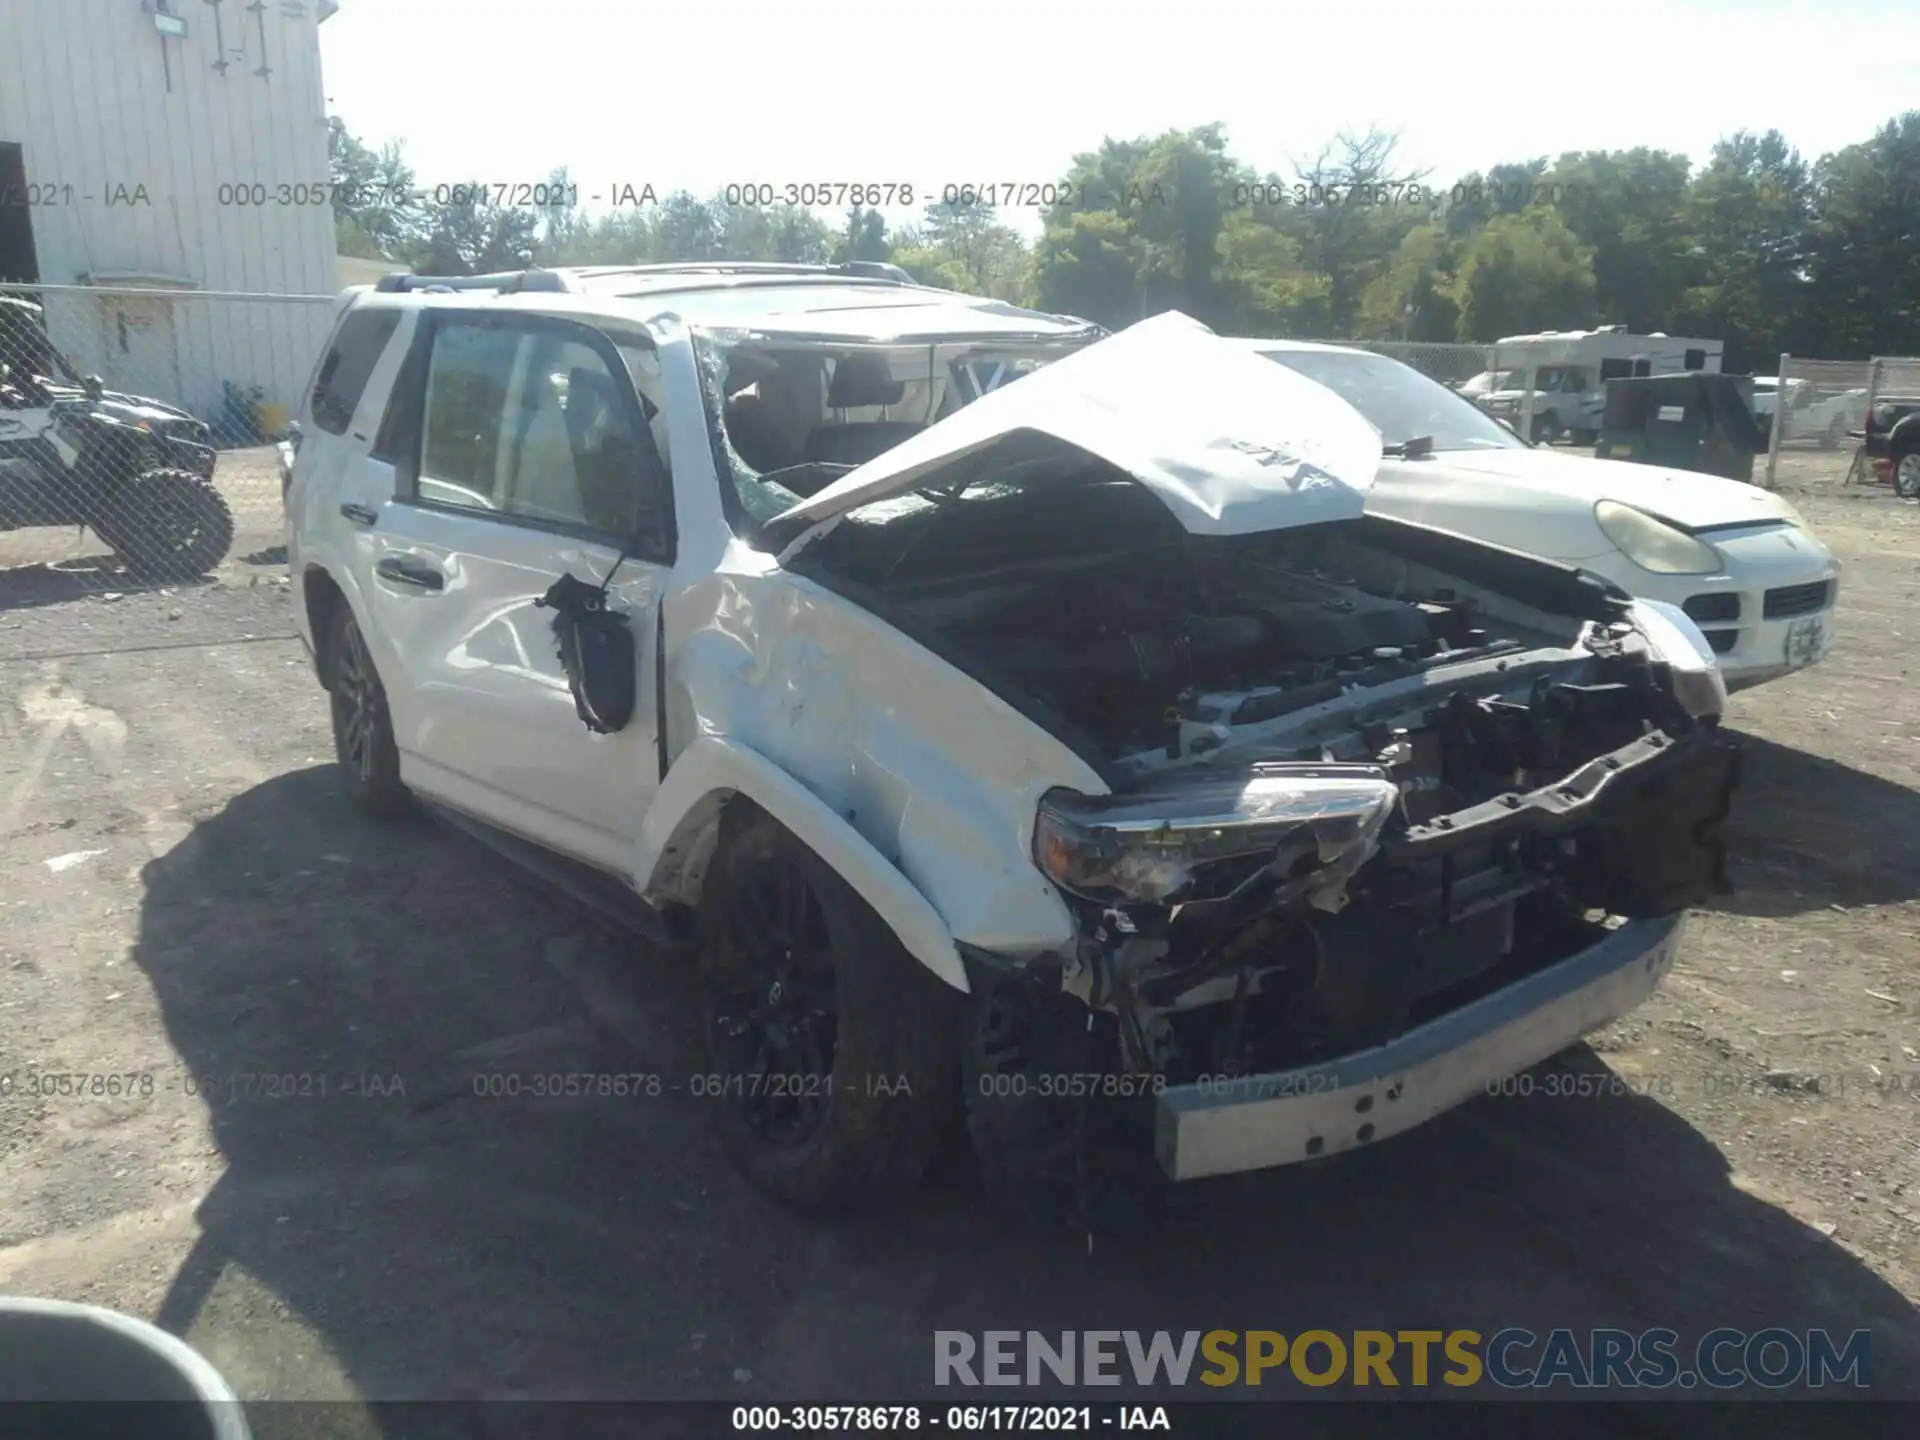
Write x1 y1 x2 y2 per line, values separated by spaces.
328 606 409 819
695 811 960 1210
1895 448 1920 500
93 468 234 580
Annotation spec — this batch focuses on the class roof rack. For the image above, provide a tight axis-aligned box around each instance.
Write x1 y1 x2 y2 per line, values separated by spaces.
371 261 915 295
372 269 580 295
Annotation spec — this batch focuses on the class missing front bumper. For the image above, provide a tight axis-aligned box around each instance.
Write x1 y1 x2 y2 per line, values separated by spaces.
1152 912 1685 1181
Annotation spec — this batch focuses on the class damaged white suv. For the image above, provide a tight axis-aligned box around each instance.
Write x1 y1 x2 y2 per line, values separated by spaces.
287 264 1740 1221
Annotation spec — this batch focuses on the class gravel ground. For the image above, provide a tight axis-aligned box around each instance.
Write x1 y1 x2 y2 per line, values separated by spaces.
0 449 1916 1429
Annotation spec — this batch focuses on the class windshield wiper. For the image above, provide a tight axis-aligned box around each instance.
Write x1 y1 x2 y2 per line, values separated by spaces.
1382 436 1435 459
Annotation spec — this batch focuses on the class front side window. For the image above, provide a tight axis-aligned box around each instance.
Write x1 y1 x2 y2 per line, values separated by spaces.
1261 349 1525 453
416 319 671 549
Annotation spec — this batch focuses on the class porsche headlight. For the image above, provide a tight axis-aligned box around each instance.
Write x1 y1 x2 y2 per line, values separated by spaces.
1594 500 1721 576
1033 765 1399 907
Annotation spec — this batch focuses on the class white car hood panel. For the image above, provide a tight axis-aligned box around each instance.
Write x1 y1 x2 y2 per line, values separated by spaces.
1370 447 1799 561
771 311 1385 539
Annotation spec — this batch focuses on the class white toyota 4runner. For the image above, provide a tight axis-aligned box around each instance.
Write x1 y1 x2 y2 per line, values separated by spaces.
286 264 1741 1223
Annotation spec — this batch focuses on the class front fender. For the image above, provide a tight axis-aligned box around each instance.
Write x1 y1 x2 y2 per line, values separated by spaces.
636 734 970 993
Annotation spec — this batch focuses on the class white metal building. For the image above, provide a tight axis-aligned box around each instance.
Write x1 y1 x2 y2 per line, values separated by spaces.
0 0 340 426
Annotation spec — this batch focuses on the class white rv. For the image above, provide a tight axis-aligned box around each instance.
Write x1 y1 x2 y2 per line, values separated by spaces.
1470 327 1724 444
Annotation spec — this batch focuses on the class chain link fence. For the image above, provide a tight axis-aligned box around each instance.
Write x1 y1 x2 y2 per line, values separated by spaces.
1761 355 1875 490
0 283 332 605
1763 354 1920 492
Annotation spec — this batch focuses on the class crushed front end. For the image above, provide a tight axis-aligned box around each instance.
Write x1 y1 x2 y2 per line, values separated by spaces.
776 391 1742 1213
970 601 1737 1186
892 519 1745 1210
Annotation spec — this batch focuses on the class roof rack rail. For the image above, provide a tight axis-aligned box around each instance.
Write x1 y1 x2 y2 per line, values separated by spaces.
368 260 916 296
372 269 580 295
836 261 913 283
543 261 916 285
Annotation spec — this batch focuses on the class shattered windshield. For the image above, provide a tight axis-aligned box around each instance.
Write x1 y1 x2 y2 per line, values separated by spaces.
694 333 1082 537
1260 348 1525 453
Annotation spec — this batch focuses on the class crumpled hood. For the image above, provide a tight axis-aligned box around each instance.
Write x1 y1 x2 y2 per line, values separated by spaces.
1418 446 1800 532
770 311 1385 539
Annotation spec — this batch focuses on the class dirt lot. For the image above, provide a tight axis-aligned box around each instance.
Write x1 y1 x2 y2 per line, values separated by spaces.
0 449 1917 1427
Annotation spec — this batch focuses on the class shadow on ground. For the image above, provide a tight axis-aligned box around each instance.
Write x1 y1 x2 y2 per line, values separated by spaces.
131 768 1918 1428
1708 731 1920 917
0 553 211 611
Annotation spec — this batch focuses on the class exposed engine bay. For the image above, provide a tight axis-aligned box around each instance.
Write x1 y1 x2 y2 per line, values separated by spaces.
787 468 1740 1222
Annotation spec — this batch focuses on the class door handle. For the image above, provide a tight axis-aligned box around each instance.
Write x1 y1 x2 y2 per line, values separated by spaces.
375 554 445 591
340 502 379 526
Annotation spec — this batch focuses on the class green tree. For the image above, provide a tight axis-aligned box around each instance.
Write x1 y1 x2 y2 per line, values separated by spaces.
653 192 724 261
1214 209 1328 336
531 166 586 264
835 206 893 264
413 184 538 275
1453 208 1596 341
1277 130 1429 336
1440 159 1549 240
327 117 426 259
1673 131 1813 370
893 198 1029 298
1800 111 1920 357
1031 126 1240 328
1543 148 1694 328
1358 220 1460 341
1032 209 1149 326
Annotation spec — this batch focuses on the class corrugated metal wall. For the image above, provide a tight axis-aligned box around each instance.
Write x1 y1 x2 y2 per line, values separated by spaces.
0 0 338 422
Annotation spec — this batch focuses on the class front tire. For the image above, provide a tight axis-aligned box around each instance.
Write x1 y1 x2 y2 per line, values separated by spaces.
695 811 960 1210
1530 412 1565 445
93 468 234 580
328 607 409 819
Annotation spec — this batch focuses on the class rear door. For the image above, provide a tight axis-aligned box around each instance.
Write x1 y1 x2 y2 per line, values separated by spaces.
287 301 405 532
357 309 676 874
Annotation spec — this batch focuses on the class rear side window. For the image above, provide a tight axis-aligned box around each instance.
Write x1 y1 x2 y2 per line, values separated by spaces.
309 309 402 435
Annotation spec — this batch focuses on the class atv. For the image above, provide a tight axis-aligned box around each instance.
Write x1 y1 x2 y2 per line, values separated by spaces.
0 295 234 579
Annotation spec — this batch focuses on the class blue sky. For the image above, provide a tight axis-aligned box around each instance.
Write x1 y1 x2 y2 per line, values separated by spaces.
320 0 1920 235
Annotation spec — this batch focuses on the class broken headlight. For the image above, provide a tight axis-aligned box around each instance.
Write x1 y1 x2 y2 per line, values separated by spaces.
1033 765 1400 907
1595 500 1721 576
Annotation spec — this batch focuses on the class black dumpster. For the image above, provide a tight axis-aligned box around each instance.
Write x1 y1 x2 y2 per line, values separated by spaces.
1594 373 1769 483
0 1296 249 1440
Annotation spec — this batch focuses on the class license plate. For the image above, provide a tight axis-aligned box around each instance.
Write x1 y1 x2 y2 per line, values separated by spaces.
1785 616 1829 668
